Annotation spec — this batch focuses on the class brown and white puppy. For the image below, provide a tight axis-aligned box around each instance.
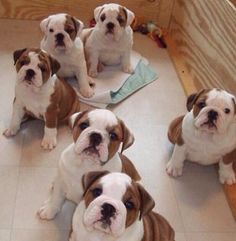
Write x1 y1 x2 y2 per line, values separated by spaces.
166 88 236 185
82 3 135 77
70 171 175 241
37 109 140 220
3 48 80 150
40 13 94 98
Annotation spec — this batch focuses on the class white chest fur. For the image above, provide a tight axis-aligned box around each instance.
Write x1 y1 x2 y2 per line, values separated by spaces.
182 113 236 165
15 76 56 119
59 144 122 204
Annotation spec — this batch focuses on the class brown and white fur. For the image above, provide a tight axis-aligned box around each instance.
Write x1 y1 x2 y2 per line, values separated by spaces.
40 13 94 98
70 171 175 241
82 3 135 78
166 88 236 185
37 109 140 220
3 48 80 150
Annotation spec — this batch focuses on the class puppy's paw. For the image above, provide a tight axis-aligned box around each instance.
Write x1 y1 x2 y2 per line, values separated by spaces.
41 136 57 150
88 69 98 78
3 127 18 137
122 65 134 74
37 203 59 220
219 168 236 185
166 160 183 177
80 86 94 98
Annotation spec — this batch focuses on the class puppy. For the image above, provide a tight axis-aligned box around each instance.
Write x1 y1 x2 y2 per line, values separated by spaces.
82 3 135 77
166 88 236 185
70 171 175 241
3 48 80 150
37 109 140 220
40 13 94 98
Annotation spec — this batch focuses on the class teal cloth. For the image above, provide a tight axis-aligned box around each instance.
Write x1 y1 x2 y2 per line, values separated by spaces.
110 60 158 104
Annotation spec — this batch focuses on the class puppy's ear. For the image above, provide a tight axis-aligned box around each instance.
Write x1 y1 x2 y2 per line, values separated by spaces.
119 119 134 153
137 183 155 220
71 17 84 36
123 7 135 26
94 5 105 22
13 48 27 65
186 89 208 112
82 171 109 193
40 16 51 34
49 55 60 76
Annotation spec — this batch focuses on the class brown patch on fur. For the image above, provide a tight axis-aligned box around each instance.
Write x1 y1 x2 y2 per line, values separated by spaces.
45 78 80 129
168 115 184 146
72 111 89 142
142 212 175 241
186 89 209 112
118 6 127 27
65 15 78 41
120 153 141 181
223 148 236 165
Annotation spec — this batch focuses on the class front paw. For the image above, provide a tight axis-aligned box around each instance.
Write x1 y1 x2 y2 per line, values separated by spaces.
88 68 98 78
41 136 57 150
3 127 19 137
122 65 134 74
80 86 94 98
166 160 183 177
37 203 59 220
219 168 236 185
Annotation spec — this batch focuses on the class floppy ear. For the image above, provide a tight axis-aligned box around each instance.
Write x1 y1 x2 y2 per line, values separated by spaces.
13 48 27 65
186 89 207 112
40 16 51 33
94 5 105 22
71 16 84 36
123 7 135 26
119 119 134 153
48 55 60 76
82 171 109 193
137 183 155 220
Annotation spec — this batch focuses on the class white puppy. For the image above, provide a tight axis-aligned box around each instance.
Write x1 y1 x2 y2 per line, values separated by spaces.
166 88 236 185
38 109 140 220
70 171 175 241
40 13 94 98
82 3 135 77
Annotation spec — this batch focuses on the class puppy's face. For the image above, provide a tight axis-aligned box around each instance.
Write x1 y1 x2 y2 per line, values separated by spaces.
13 48 60 91
187 88 236 134
82 172 154 238
70 109 134 165
94 4 134 41
40 13 83 53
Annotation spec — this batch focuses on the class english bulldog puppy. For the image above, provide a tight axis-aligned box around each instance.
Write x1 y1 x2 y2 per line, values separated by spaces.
38 109 140 220
3 48 80 150
40 13 94 98
166 88 236 185
82 3 135 77
70 171 175 241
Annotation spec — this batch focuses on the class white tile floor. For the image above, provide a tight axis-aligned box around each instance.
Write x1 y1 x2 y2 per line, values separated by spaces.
0 19 235 241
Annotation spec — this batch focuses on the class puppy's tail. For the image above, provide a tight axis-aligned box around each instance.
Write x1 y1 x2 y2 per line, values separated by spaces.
167 115 184 145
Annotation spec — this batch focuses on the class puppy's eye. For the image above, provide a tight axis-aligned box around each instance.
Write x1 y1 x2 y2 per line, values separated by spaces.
124 201 134 210
49 28 54 33
39 65 46 72
65 28 74 34
224 108 230 114
109 132 118 141
117 15 124 24
100 14 106 22
198 102 206 109
92 188 102 198
19 60 27 66
79 122 89 130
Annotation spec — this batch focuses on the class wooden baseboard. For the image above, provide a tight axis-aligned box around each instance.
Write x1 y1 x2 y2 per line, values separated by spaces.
165 34 236 221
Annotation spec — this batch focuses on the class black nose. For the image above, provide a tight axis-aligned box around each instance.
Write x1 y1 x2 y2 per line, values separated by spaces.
56 33 64 41
106 22 114 30
90 132 102 146
25 69 35 80
101 203 116 219
208 110 218 121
